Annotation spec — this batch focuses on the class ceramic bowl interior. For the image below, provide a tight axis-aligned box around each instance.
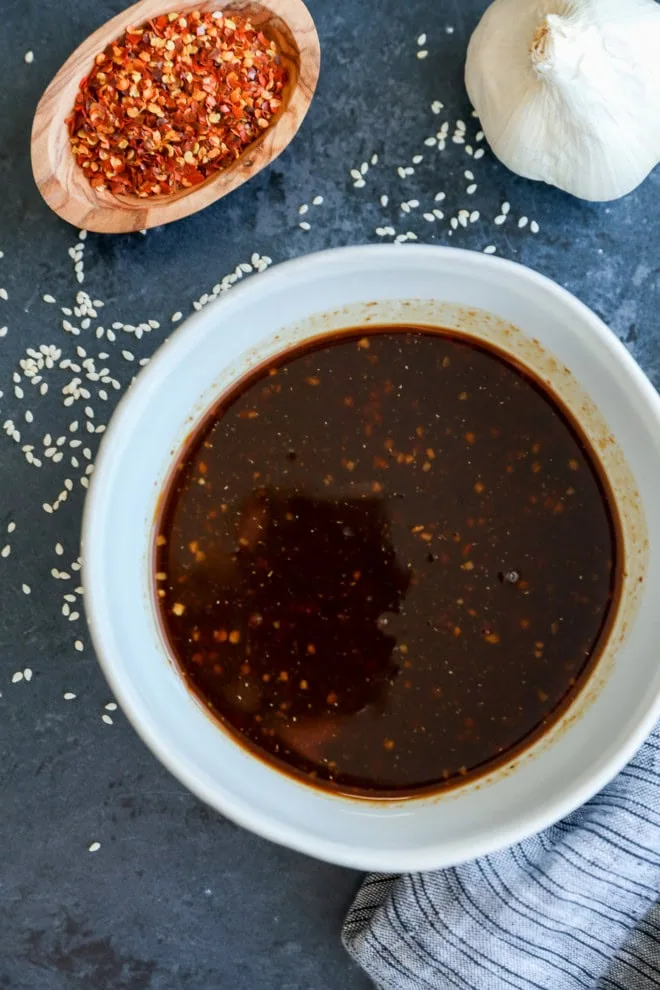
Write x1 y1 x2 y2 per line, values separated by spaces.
83 245 660 871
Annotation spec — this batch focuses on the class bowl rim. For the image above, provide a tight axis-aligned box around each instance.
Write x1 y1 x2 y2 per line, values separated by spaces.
82 244 660 870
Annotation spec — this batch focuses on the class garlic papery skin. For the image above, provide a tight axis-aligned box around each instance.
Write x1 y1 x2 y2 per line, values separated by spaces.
465 0 660 202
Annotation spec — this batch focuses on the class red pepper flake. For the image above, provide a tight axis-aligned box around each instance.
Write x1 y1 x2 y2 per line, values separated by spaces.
67 9 288 197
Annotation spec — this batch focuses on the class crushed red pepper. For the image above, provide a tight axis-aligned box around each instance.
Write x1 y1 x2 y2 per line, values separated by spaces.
67 9 287 197
155 327 620 798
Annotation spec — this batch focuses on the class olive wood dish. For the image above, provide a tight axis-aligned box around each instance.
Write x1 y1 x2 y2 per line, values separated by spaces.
31 0 320 233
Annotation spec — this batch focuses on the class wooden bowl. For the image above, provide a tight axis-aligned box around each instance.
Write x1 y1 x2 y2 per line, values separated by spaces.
31 0 320 233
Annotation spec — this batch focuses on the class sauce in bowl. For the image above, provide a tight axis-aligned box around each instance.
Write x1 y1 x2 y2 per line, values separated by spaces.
154 327 619 798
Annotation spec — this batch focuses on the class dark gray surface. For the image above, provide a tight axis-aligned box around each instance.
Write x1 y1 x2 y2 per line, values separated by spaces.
0 1 658 988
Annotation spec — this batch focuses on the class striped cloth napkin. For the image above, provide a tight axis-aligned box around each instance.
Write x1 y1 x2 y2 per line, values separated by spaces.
343 723 660 990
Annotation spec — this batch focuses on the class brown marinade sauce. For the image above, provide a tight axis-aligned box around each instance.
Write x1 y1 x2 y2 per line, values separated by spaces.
154 327 619 798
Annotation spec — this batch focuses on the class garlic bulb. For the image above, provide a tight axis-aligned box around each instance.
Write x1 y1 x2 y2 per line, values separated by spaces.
465 0 660 201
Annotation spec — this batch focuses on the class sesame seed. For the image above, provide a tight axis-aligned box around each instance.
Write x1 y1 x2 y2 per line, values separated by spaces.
43 294 56 304
417 33 427 45
501 201 511 215
467 183 477 195
518 216 529 228
530 220 540 233
24 50 34 63
102 714 113 725
298 221 311 231
64 692 76 700
484 245 497 254
412 155 423 165
417 49 428 59
88 841 101 852
380 194 389 207
23 668 33 682
1 545 11 558
105 702 118 711
12 671 23 683
298 204 309 215
74 641 84 652
22 584 30 595
494 215 506 225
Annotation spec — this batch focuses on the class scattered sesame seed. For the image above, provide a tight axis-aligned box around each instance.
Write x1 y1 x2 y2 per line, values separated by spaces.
64 692 76 700
74 640 84 652
417 49 428 59
298 221 311 231
380 194 389 207
102 714 113 725
484 245 497 254
23 668 33 682
22 584 31 595
312 195 324 205
518 216 529 228
501 201 511 215
24 50 34 63
467 183 478 195
88 842 101 853
105 702 118 711
0 289 8 301
298 204 309 215
412 155 423 165
530 220 540 234
12 671 23 683
43 294 56 304
1 545 11 558
494 215 506 225
417 33 427 45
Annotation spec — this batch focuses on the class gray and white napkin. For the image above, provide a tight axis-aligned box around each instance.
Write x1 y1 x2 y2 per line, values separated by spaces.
343 724 660 990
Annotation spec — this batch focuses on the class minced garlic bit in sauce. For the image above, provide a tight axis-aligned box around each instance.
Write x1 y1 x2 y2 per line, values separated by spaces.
155 327 619 798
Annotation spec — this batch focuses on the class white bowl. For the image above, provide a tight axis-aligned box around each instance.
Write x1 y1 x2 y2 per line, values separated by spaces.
83 245 660 872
